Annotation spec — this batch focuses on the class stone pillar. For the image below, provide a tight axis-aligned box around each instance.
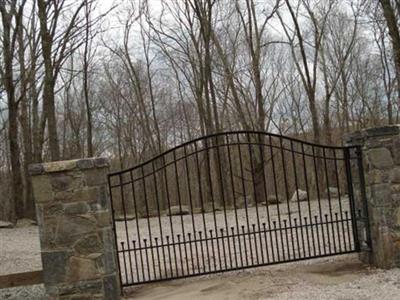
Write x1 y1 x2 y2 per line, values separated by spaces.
29 158 121 300
346 125 400 268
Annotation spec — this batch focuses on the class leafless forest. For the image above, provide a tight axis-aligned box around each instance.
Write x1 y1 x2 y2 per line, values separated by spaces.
0 0 399 223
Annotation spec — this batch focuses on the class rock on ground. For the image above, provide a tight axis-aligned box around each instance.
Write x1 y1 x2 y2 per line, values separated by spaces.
16 219 37 228
290 189 308 202
266 195 282 204
0 220 13 228
235 196 252 208
326 187 339 198
114 214 135 221
167 205 190 216
193 202 222 214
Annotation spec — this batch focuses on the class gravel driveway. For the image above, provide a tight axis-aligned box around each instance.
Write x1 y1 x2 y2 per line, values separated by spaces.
114 197 358 285
0 225 42 275
0 225 43 300
125 254 400 300
1 198 399 300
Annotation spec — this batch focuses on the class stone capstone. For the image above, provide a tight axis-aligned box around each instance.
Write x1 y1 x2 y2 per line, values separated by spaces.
365 125 400 138
44 160 79 173
29 158 110 175
28 163 45 175
76 159 95 170
94 157 109 168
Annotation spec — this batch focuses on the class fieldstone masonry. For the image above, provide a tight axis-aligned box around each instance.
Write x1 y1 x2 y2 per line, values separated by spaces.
29 158 121 300
346 125 400 268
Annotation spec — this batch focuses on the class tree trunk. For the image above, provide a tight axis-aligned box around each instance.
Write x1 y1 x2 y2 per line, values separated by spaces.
0 5 24 221
18 17 35 219
380 0 400 115
83 0 93 157
37 0 60 161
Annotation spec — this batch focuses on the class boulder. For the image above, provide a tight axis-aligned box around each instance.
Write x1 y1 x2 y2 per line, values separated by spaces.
114 214 135 221
141 210 160 218
192 207 201 214
214 206 222 212
16 218 37 227
193 203 221 214
204 202 222 212
266 195 283 205
167 205 190 216
235 196 252 208
326 187 339 198
0 220 13 228
290 189 308 202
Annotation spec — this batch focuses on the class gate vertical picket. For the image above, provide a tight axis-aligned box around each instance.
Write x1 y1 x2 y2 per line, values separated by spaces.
108 131 366 287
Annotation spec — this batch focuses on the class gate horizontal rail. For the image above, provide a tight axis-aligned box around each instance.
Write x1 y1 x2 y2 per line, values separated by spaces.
108 131 368 287
118 215 354 252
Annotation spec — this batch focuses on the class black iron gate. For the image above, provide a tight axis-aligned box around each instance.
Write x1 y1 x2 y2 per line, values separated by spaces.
108 131 370 287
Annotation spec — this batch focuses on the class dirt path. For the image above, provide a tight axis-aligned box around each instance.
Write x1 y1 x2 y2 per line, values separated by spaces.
124 254 400 300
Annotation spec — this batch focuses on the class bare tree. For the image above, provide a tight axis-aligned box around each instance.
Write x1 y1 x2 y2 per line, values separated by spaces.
379 0 400 122
37 0 87 161
0 0 26 221
83 0 94 157
278 0 336 143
